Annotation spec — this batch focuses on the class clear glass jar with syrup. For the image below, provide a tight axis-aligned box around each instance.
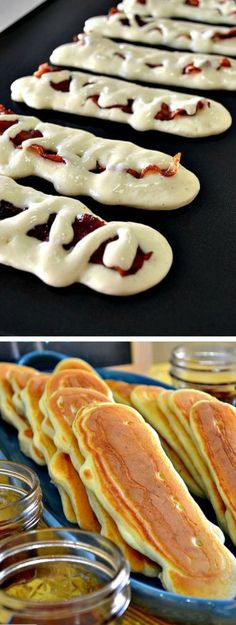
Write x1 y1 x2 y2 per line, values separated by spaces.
0 528 131 625
170 343 236 404
0 460 42 539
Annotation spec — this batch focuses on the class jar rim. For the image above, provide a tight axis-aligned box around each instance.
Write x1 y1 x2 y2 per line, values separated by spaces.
0 528 130 616
0 460 41 517
171 343 236 370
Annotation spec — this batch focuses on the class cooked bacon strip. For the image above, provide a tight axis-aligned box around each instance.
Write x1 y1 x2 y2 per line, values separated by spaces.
145 62 163 68
34 63 60 78
155 100 204 121
108 6 119 15
89 161 106 174
11 129 43 147
89 153 181 178
185 0 200 5
0 104 14 115
212 27 236 41
63 214 106 250
26 144 65 163
0 119 18 135
87 94 134 114
89 237 153 276
217 57 232 69
0 200 24 220
27 213 57 241
50 78 72 92
127 153 181 178
114 52 126 59
183 63 202 74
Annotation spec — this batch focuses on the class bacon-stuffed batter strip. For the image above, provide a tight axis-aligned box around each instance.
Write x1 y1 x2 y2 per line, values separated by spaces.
118 0 236 25
0 107 199 210
11 65 231 137
85 10 236 56
0 177 173 296
50 33 236 91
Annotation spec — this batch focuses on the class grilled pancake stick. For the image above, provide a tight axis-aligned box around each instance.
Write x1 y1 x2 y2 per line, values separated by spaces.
73 402 236 599
131 385 204 497
169 390 227 531
190 400 236 544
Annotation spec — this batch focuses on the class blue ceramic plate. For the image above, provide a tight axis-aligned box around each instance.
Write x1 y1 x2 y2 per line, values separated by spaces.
0 350 235 625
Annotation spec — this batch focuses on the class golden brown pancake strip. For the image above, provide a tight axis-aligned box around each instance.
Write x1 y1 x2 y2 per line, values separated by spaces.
190 399 236 543
73 402 236 599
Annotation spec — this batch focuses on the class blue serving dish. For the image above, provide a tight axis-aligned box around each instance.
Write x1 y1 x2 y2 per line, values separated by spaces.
0 349 235 625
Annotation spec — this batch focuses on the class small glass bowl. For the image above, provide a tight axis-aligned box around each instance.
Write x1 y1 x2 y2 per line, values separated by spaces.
0 460 42 539
0 528 131 624
170 343 236 403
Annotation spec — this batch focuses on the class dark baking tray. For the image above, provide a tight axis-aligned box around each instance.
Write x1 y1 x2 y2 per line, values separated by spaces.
0 0 235 336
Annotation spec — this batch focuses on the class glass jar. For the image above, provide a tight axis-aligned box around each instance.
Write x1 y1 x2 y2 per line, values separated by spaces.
0 460 42 539
170 343 236 404
0 528 131 625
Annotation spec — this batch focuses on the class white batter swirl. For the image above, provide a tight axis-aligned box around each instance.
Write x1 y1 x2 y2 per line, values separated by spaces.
0 109 200 210
0 176 173 295
11 65 231 137
50 33 236 91
118 0 236 25
85 11 236 56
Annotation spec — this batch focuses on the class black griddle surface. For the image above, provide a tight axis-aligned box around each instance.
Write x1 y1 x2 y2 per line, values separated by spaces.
0 0 235 336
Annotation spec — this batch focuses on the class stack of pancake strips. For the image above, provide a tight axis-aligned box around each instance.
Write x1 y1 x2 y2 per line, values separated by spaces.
0 0 236 294
0 359 236 599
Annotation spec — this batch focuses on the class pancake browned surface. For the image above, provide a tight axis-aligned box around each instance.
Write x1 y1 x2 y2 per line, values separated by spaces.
54 358 98 375
131 385 203 497
169 389 227 531
87 490 159 576
106 380 137 405
190 400 236 542
21 373 52 464
73 402 236 599
49 450 100 530
46 387 111 531
41 369 112 416
0 364 37 430
169 389 215 433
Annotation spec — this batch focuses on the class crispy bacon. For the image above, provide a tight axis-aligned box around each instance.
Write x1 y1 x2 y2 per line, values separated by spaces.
135 15 149 27
155 101 204 121
50 78 72 92
212 28 236 41
217 57 232 69
114 52 126 59
89 161 106 174
11 129 43 148
108 6 119 15
87 94 134 114
90 154 181 178
63 214 106 250
146 62 163 68
0 104 15 115
90 237 153 276
34 63 60 78
27 144 65 163
0 119 18 135
127 153 181 178
27 213 57 241
120 17 131 26
0 200 24 220
183 63 202 74
185 0 200 6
